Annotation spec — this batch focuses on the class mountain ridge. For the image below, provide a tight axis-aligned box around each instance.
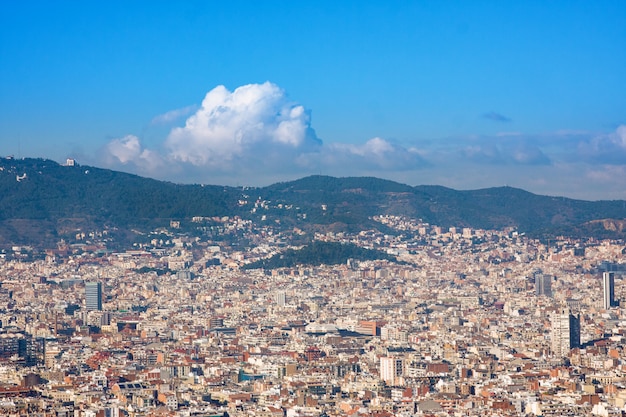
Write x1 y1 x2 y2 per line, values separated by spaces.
1 157 625 248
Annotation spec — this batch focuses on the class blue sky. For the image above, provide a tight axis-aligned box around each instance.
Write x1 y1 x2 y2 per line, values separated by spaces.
1 1 625 199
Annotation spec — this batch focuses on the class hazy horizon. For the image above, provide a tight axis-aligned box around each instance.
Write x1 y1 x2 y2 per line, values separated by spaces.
2 2 625 200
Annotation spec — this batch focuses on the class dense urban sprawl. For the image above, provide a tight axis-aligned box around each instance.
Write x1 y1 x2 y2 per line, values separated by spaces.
0 215 625 417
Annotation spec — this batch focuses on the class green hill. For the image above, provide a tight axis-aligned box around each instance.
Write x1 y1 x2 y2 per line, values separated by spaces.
0 157 241 247
1 157 625 248
256 176 626 234
243 241 396 269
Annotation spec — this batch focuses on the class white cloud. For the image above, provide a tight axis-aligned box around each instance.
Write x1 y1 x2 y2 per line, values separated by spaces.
151 105 198 125
104 134 163 172
165 82 321 167
323 137 426 171
587 165 626 182
435 134 552 166
106 135 142 164
353 137 395 156
611 125 626 148
577 124 626 164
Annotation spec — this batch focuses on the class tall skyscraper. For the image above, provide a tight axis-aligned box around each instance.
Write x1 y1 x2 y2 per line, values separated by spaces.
535 273 552 297
551 309 580 357
85 282 103 311
603 272 616 309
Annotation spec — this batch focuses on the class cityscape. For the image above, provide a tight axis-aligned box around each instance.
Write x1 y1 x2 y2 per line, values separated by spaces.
2 2 626 417
0 213 625 416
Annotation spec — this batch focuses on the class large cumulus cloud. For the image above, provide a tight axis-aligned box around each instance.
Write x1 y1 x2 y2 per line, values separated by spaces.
164 82 321 168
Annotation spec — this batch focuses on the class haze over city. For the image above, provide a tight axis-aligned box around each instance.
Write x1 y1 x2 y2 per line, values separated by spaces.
1 1 625 199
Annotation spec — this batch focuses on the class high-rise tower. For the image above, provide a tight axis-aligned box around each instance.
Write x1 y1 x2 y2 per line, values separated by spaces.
603 272 616 309
85 282 102 311
535 273 552 297
551 309 580 357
